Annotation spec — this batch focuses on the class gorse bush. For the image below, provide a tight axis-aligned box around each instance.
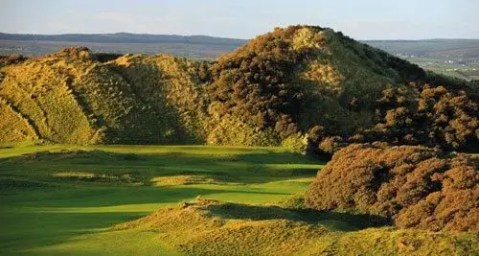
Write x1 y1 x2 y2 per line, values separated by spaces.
306 82 479 155
304 143 479 232
206 26 307 145
365 83 479 150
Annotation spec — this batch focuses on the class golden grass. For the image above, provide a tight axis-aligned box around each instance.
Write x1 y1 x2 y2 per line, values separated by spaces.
0 49 207 144
150 175 219 186
52 171 138 184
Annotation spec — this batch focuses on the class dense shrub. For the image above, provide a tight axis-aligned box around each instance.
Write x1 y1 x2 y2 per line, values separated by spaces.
365 84 479 150
306 83 479 155
304 143 479 232
206 26 308 144
0 54 27 67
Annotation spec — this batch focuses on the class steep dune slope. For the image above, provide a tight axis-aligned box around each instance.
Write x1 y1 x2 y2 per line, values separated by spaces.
0 48 206 144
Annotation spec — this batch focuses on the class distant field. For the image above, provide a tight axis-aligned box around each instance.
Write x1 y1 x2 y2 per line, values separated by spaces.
0 144 324 255
366 39 479 80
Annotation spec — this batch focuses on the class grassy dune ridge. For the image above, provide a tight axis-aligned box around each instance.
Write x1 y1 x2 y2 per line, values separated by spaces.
0 48 207 144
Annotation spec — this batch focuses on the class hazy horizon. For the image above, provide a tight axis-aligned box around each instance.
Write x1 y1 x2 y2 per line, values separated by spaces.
0 0 478 40
1 30 479 41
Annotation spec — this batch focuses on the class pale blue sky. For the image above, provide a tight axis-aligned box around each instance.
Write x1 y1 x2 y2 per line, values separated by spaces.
0 0 477 39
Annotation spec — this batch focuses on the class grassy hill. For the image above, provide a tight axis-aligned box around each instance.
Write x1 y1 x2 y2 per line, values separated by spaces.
1 25 478 150
115 200 479 256
206 26 426 146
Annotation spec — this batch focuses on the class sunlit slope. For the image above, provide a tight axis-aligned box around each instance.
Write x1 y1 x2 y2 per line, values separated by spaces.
0 48 206 144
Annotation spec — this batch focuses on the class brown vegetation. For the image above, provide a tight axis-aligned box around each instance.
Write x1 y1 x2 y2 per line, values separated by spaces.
304 143 479 232
307 83 479 155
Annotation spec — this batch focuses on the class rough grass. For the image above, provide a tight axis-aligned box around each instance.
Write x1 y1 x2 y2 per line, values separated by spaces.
0 48 206 144
150 175 220 186
1 26 435 147
116 199 479 256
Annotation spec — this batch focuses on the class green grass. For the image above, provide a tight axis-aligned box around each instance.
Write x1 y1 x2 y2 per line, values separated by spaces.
0 144 323 255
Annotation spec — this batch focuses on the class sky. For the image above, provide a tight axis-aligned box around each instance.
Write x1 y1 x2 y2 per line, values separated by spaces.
0 0 477 40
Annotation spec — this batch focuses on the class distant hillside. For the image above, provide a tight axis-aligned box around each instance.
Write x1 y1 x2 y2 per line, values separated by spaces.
1 26 478 150
0 32 247 45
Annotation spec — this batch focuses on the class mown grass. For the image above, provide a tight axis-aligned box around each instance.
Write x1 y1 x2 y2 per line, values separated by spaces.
0 144 323 255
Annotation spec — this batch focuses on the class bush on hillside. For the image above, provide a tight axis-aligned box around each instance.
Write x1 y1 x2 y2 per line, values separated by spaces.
366 84 479 150
306 83 479 156
207 26 308 144
0 54 27 67
205 25 431 147
304 143 479 232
